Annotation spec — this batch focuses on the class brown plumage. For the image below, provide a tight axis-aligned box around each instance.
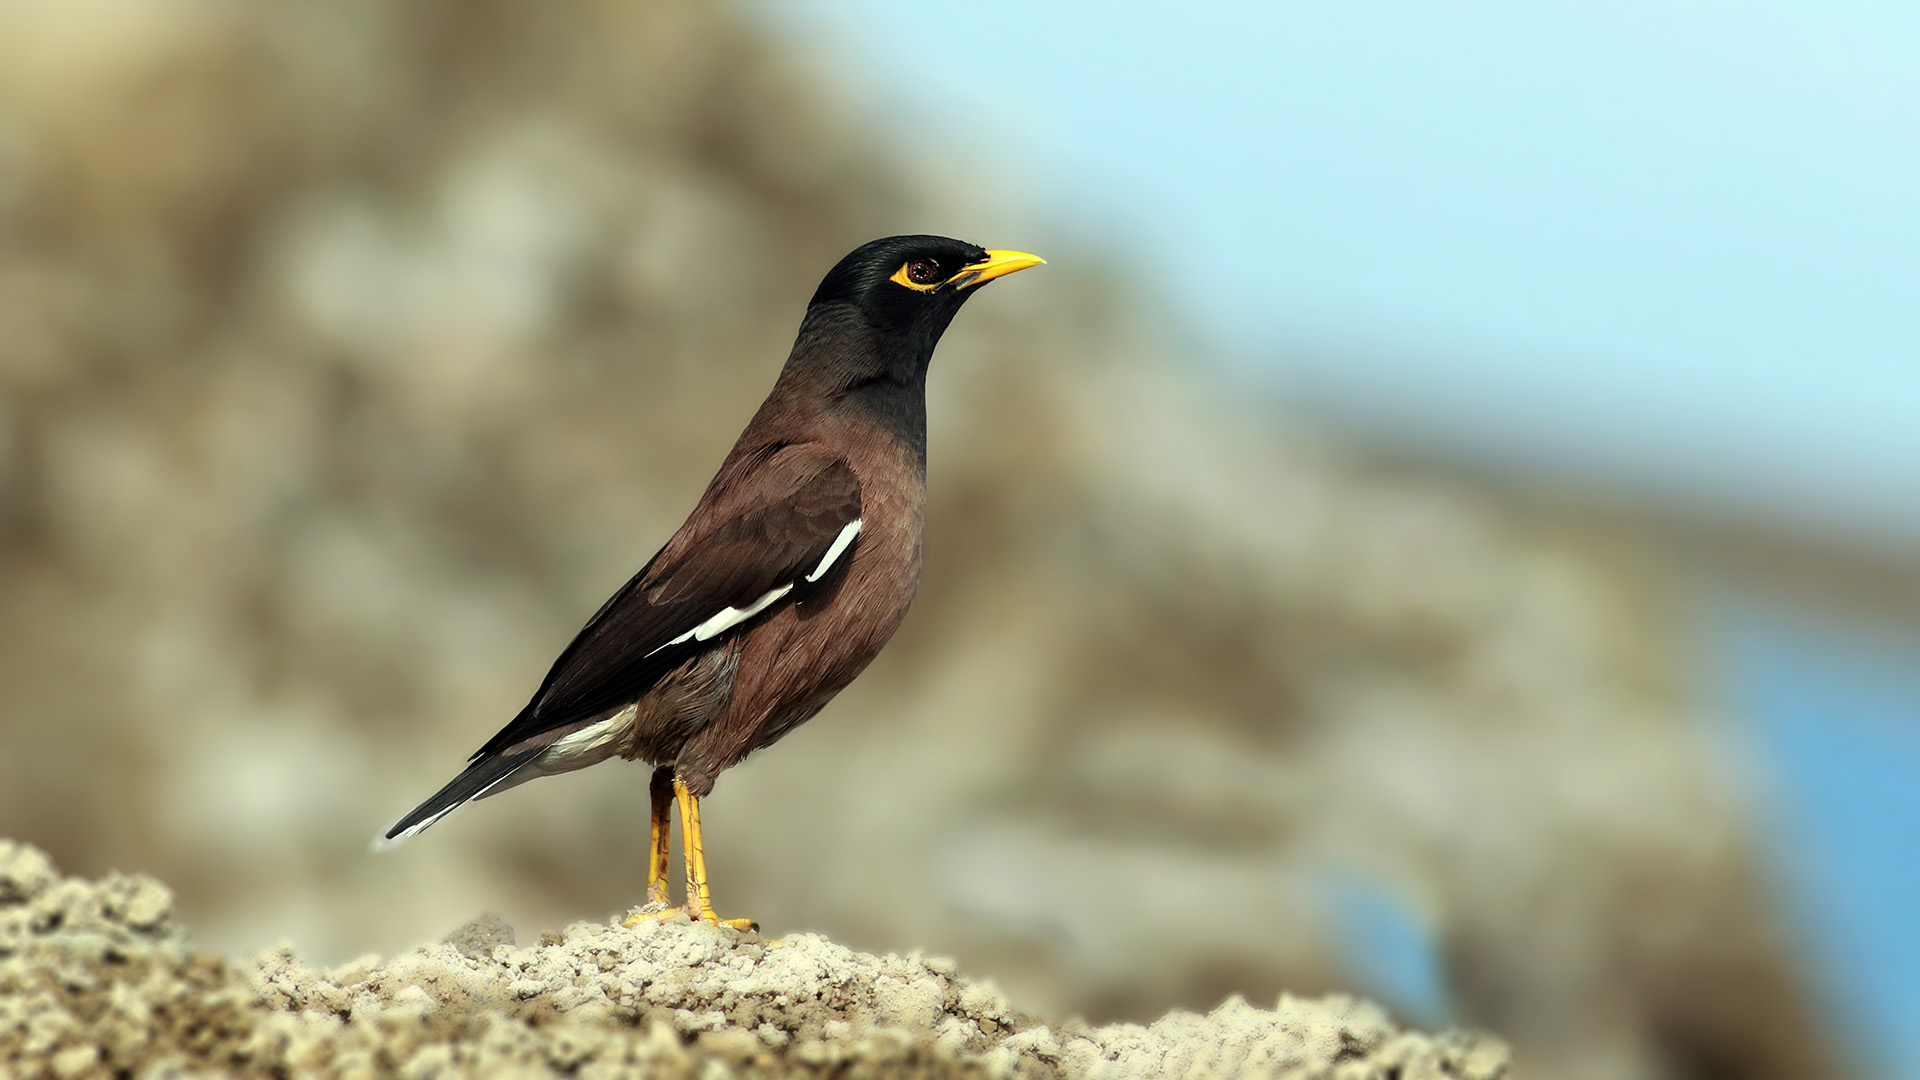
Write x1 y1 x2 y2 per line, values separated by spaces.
377 236 1043 927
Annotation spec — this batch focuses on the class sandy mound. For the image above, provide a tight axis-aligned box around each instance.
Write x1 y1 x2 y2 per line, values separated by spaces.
0 840 1506 1078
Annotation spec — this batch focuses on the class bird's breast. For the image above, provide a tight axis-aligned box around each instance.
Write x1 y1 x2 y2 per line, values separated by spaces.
728 440 924 719
818 436 926 650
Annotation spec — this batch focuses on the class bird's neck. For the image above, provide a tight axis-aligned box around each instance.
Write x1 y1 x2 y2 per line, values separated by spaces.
766 306 933 462
834 373 928 464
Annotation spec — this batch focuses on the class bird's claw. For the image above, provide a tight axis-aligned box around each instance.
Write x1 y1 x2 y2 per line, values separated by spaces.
622 904 757 933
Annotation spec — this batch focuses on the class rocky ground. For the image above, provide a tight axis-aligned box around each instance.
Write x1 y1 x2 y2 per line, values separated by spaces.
1 840 1507 1079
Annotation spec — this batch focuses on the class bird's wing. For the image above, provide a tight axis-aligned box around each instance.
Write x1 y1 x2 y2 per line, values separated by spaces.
470 443 862 760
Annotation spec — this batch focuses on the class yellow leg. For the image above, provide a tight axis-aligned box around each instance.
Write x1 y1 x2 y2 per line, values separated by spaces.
645 767 674 906
677 779 757 932
621 773 756 933
622 769 678 928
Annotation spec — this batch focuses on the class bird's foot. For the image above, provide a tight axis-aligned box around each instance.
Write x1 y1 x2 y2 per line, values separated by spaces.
621 903 756 933
698 909 759 933
620 901 677 929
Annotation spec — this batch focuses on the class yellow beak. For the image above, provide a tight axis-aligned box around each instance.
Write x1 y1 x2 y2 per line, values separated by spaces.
949 249 1046 290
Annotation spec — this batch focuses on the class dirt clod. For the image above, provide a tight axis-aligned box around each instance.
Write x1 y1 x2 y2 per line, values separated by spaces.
442 912 516 959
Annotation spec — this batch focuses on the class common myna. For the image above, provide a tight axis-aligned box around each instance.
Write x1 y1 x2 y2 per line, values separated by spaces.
377 235 1043 929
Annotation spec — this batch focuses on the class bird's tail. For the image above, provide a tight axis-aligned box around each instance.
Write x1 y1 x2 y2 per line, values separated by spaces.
371 748 541 852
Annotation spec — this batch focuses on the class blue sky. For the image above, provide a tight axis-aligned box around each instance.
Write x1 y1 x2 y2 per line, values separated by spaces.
757 0 1920 550
753 2 1920 1073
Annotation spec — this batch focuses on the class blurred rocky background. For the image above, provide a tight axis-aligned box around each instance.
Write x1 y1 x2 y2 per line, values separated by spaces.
0 2 1853 1078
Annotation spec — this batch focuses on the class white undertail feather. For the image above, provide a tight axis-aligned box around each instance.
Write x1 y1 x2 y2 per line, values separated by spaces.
538 706 637 770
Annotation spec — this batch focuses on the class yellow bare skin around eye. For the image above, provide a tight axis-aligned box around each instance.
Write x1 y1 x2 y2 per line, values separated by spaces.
889 263 941 292
889 250 1045 293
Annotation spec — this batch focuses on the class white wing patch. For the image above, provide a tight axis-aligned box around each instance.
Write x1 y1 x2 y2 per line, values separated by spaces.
645 518 861 657
690 584 793 640
807 519 862 582
652 583 795 655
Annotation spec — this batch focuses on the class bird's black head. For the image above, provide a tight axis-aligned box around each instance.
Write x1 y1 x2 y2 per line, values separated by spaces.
791 235 1044 394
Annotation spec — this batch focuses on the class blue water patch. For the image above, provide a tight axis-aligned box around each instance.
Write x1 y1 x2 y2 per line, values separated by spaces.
1704 593 1920 1080
1316 869 1452 1028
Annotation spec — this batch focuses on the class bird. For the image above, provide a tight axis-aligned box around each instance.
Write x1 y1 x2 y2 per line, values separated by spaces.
375 235 1043 930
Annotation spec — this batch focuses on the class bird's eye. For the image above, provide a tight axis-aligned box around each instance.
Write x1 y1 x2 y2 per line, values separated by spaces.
889 259 946 292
